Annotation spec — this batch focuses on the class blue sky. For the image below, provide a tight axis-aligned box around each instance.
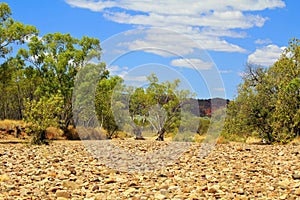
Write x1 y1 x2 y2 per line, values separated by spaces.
3 0 300 99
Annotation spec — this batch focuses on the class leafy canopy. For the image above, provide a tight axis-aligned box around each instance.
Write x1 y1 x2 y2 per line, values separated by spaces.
224 38 300 144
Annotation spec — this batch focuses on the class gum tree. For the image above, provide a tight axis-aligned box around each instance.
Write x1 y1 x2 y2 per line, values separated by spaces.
224 38 300 143
18 33 102 132
0 2 38 119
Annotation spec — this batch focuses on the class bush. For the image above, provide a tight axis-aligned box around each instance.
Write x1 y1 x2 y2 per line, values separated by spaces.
64 126 80 140
224 39 300 144
23 94 64 145
45 127 64 140
75 126 106 140
197 117 210 135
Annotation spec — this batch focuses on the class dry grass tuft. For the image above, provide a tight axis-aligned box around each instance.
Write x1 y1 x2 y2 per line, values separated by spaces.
246 136 263 144
193 134 206 143
215 135 229 144
0 120 26 130
45 127 64 140
290 136 300 146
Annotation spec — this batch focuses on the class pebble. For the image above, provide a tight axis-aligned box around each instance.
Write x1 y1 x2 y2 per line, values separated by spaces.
208 186 219 193
168 186 180 191
62 180 79 189
154 193 167 199
92 185 99 191
236 188 244 195
56 190 71 198
0 141 300 199
295 188 300 196
57 197 68 200
0 174 10 182
123 187 136 196
292 174 300 180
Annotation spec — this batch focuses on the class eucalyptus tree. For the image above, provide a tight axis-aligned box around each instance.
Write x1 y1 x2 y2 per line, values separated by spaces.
95 74 123 139
126 74 193 141
18 33 102 131
0 2 38 119
224 38 300 143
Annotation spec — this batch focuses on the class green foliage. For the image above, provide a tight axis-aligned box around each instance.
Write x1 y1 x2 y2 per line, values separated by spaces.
95 74 123 139
225 38 300 143
97 73 193 141
129 87 150 139
73 62 107 127
0 3 38 58
18 33 102 131
0 3 38 120
0 3 108 143
197 117 210 135
146 74 191 141
128 74 193 141
23 94 64 145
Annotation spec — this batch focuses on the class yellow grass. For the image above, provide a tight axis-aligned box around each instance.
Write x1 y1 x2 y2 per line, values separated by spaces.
0 120 26 129
290 136 300 145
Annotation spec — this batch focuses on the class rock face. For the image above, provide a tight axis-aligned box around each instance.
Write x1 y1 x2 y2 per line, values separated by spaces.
1 141 300 199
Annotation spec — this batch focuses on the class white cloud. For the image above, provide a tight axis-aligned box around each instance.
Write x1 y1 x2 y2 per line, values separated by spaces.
120 29 196 57
255 38 272 45
65 0 285 53
201 27 247 38
65 0 116 11
219 69 233 74
108 65 121 72
171 58 213 70
123 75 148 82
107 66 132 78
104 10 267 29
66 0 285 15
214 87 225 92
118 28 246 57
247 44 286 66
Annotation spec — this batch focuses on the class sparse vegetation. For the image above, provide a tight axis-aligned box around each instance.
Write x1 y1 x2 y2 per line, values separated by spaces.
0 2 299 145
23 94 64 144
224 39 300 144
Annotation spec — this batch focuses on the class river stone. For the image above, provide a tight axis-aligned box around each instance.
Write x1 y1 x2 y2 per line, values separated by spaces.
154 193 167 199
56 190 71 198
292 174 300 180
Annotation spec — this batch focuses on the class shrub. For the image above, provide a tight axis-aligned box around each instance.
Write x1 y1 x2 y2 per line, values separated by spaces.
23 94 64 145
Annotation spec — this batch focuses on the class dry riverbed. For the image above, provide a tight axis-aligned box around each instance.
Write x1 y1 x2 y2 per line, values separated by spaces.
1 140 300 199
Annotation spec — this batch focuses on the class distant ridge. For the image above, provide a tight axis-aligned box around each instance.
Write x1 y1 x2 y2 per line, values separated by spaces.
184 98 229 117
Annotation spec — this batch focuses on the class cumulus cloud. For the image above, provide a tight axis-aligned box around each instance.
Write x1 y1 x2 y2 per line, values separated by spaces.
66 0 285 15
171 58 213 70
119 29 197 57
104 10 266 29
247 44 286 66
65 0 285 54
65 0 116 11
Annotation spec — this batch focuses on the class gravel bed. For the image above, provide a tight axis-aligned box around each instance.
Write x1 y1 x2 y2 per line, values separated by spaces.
1 140 300 199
